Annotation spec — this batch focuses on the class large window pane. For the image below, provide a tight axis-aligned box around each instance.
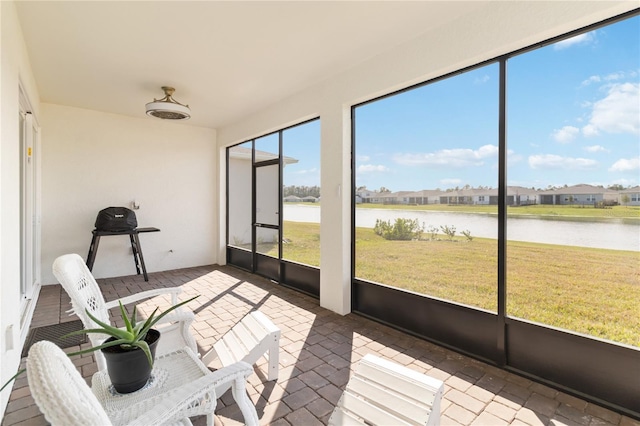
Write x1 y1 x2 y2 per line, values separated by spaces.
254 133 279 162
282 120 321 267
228 142 252 249
354 64 499 311
507 16 640 346
256 164 279 226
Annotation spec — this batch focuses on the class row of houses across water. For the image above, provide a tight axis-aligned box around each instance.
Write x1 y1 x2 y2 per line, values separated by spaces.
355 184 640 206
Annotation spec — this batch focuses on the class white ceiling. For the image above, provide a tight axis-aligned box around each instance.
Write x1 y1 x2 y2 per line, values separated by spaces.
15 1 486 129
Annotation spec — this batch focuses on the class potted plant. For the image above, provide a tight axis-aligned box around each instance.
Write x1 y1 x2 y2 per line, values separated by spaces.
63 295 198 393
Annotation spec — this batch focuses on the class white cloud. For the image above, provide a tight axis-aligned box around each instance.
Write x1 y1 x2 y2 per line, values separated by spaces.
357 155 370 162
584 145 609 153
604 72 625 81
508 151 524 164
608 157 640 172
551 126 580 143
529 154 598 170
392 144 498 168
474 75 490 85
554 32 595 50
291 168 318 175
581 71 637 87
358 164 389 173
582 82 640 136
581 75 601 86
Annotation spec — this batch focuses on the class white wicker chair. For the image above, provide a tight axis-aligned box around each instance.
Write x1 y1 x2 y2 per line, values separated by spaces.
52 253 198 372
27 340 259 426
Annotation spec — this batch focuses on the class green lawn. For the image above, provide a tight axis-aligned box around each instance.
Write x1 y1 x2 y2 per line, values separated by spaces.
278 221 640 347
356 203 640 220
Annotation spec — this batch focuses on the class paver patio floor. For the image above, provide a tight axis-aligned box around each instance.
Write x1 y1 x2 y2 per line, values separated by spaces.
2 264 638 426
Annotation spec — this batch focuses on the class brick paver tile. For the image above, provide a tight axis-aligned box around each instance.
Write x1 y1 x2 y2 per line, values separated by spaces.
471 411 509 425
316 384 344 406
258 401 292 425
556 403 593 426
295 355 324 372
305 397 334 419
441 414 464 425
588 417 618 426
280 377 306 393
445 389 486 415
322 353 351 370
557 393 589 411
282 387 319 411
1 406 46 426
476 374 507 395
585 404 621 425
466 385 494 404
285 407 324 426
620 416 640 426
530 382 558 399
550 416 587 426
515 407 550 426
326 368 350 387
447 375 473 393
262 417 290 426
501 382 532 403
297 370 329 390
526 392 561 418
485 400 517 422
5 397 35 414
444 403 477 424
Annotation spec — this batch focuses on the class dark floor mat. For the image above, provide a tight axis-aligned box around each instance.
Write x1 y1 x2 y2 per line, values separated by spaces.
21 320 87 358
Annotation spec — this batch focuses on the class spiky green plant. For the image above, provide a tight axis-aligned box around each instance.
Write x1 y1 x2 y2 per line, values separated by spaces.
1 295 198 392
64 295 199 366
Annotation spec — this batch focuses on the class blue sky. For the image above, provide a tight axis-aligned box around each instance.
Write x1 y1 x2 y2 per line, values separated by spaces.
282 15 639 192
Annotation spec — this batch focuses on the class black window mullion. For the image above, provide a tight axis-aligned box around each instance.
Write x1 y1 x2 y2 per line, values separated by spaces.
497 57 508 366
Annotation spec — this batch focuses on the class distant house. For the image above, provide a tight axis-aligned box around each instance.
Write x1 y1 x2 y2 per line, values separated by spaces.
539 184 618 206
302 196 318 203
284 195 302 202
619 186 640 206
507 186 539 206
355 189 379 203
439 189 478 205
406 190 443 205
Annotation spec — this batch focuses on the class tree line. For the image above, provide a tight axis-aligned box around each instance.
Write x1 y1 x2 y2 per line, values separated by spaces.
283 185 321 198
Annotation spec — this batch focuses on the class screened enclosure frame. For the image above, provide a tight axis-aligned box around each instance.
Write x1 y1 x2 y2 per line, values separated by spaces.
351 9 639 418
226 118 321 298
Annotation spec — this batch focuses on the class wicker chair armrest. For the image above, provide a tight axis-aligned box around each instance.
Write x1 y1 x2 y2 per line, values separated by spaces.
103 287 184 310
127 361 255 426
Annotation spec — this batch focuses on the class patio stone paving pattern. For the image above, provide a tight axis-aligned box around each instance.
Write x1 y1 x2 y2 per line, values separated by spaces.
2 264 638 426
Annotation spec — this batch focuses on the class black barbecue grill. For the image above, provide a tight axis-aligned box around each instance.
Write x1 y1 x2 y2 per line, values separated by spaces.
94 207 138 232
86 207 159 281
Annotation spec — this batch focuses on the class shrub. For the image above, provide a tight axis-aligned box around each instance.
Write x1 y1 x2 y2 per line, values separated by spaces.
440 225 456 241
427 225 438 240
374 218 423 240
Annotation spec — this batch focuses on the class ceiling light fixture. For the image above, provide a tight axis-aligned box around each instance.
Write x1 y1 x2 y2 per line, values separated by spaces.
145 86 191 120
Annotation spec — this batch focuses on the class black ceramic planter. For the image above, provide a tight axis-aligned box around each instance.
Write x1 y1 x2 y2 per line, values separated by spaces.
101 329 160 393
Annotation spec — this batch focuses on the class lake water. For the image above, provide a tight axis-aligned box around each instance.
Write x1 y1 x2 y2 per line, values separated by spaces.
283 204 640 252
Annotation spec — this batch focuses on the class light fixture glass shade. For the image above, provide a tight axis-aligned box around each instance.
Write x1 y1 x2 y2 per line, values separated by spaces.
145 86 191 120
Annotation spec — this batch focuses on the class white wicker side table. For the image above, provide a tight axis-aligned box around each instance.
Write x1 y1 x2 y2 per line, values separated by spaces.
91 347 258 426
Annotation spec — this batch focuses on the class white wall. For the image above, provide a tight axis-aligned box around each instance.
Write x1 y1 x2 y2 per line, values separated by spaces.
0 1 41 418
216 1 637 315
40 104 218 284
